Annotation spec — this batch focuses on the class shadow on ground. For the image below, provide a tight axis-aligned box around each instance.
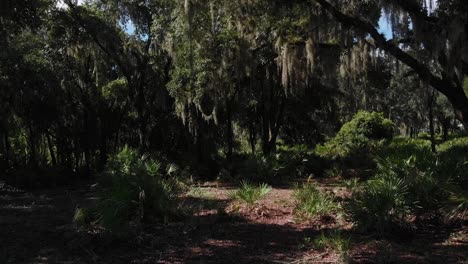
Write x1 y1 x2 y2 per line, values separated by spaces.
1 181 466 264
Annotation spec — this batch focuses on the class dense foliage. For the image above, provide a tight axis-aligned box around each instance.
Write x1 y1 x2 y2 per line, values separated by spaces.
2 0 467 179
76 147 183 230
346 137 468 235
316 111 394 159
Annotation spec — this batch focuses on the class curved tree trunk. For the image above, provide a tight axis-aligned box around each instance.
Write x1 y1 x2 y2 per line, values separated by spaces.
314 0 468 131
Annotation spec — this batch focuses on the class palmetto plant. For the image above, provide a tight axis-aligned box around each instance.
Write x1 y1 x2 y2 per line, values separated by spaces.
293 182 338 218
346 157 413 234
96 146 181 231
446 189 468 220
228 181 272 206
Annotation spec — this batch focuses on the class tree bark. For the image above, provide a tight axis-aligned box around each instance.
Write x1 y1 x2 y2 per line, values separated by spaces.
225 98 234 163
441 119 449 142
27 122 37 167
46 132 57 166
248 119 256 155
428 90 436 152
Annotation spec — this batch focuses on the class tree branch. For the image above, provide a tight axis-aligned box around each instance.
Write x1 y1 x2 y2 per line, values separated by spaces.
314 0 468 127
314 0 452 96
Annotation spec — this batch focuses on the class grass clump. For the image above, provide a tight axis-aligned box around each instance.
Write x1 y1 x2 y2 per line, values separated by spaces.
313 230 351 263
293 182 338 219
73 207 96 227
343 178 360 190
187 186 214 199
228 181 271 206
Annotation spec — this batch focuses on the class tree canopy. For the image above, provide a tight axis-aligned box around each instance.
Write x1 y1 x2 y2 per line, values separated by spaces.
0 0 467 172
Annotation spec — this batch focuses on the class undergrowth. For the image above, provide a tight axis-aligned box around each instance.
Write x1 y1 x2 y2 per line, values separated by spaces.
228 181 271 206
74 146 184 232
293 182 339 220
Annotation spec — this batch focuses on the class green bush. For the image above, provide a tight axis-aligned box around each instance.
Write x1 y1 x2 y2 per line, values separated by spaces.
96 146 182 230
382 137 467 204
316 111 394 161
377 155 448 212
343 135 468 232
378 137 431 160
345 153 462 234
228 181 271 206
346 168 412 234
293 182 338 219
438 136 468 219
438 136 468 152
417 132 431 140
446 189 468 220
438 137 468 178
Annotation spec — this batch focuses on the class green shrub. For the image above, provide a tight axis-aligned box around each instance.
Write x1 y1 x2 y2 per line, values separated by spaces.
438 137 468 183
438 138 468 220
344 135 468 231
417 132 431 140
346 170 412 234
316 111 394 160
438 136 468 152
445 189 468 220
228 181 271 206
345 153 462 234
379 137 432 160
293 182 338 219
96 146 182 230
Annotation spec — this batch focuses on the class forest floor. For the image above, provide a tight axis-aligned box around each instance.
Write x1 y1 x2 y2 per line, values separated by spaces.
1 179 467 264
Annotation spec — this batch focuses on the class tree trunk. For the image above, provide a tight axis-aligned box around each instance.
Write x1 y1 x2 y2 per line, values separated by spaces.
46 132 57 166
99 134 108 169
5 130 10 165
28 122 37 167
428 90 436 153
442 120 449 142
0 129 4 162
248 120 256 155
261 96 285 156
132 72 148 152
225 96 233 163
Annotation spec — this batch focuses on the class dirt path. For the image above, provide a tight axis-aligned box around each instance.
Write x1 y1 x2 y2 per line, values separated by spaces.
1 181 467 263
